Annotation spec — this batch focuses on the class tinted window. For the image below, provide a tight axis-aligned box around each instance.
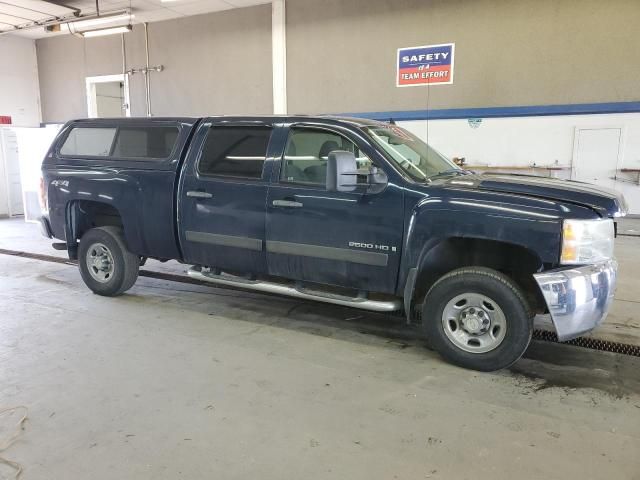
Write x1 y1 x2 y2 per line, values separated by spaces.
198 126 271 178
112 126 179 159
60 127 116 157
281 128 371 185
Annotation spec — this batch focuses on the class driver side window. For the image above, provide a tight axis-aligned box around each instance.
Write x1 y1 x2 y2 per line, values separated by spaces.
280 128 371 186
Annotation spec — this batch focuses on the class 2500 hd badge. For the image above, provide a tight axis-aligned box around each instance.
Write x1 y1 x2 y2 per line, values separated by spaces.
349 241 397 252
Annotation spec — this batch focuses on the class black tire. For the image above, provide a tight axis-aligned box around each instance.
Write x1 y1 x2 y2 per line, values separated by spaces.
78 226 140 296
422 267 533 372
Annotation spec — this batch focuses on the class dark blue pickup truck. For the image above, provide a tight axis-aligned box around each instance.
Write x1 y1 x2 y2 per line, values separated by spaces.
39 116 626 371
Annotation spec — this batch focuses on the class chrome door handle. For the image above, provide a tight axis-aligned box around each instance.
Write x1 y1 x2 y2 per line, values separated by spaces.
272 199 303 208
186 190 213 199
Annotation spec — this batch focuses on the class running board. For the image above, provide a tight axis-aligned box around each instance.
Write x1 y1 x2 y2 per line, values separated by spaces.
187 266 402 312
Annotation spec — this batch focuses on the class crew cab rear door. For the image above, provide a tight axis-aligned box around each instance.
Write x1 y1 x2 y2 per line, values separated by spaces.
177 118 283 273
265 123 404 294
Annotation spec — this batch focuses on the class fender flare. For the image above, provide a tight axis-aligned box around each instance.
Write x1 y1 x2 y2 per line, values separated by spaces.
403 267 418 322
64 200 139 259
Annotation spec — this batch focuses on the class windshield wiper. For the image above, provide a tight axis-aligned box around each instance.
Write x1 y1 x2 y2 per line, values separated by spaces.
426 169 470 182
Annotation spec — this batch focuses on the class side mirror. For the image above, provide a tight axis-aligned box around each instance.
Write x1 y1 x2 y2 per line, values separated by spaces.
365 166 388 194
327 151 358 192
327 151 388 193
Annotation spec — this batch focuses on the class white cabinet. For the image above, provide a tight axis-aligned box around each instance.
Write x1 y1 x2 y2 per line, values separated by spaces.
0 126 62 220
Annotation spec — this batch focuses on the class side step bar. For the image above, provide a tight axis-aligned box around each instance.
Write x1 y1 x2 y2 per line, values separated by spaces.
187 266 402 312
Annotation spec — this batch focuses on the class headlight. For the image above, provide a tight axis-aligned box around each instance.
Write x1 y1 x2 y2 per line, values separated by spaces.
561 219 614 264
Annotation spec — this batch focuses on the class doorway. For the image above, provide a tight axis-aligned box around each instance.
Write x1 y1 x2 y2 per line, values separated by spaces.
0 128 24 217
572 127 622 189
86 74 130 118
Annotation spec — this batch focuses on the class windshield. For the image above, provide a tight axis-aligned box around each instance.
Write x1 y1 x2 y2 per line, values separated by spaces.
362 125 458 181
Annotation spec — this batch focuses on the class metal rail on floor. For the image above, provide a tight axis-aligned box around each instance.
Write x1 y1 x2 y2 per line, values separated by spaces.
1 247 639 358
532 330 640 357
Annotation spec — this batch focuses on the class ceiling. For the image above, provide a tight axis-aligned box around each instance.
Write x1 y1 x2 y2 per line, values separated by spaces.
3 0 271 39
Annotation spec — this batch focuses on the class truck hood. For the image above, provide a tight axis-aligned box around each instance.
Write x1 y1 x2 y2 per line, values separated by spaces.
445 173 628 218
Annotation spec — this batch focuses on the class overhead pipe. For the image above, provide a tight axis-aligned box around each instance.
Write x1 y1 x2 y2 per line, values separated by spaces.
121 32 129 115
124 22 163 117
0 12 79 34
121 32 127 76
0 0 79 18
0 1 126 35
42 1 81 15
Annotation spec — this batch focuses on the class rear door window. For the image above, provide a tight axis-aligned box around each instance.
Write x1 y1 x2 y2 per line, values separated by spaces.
59 127 116 157
198 126 272 179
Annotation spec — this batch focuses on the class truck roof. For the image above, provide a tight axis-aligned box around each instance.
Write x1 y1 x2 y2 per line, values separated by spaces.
67 115 386 128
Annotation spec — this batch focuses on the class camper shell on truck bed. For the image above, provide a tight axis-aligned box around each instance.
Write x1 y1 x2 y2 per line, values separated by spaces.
39 116 626 371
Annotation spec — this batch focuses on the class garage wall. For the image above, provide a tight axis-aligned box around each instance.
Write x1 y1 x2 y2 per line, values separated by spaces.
403 115 640 171
0 36 41 127
36 4 272 123
400 114 640 213
286 0 640 114
36 35 119 122
36 0 640 120
283 0 640 213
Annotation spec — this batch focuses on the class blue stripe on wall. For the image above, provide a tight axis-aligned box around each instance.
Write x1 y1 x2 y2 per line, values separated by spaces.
343 101 640 122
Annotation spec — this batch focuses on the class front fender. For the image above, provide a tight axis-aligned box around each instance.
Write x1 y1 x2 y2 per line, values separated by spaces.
397 188 597 295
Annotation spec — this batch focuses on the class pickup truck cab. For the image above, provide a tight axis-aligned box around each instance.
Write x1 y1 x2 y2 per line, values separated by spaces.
40 116 626 371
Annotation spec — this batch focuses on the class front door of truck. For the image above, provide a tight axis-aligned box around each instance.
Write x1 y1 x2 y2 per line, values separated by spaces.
178 118 282 273
265 124 404 294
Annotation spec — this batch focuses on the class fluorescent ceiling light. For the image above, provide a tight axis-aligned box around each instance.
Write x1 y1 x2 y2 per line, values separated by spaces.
62 10 133 36
71 12 133 29
80 24 132 37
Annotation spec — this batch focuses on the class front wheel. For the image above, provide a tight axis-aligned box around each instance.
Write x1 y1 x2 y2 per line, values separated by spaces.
78 226 140 296
422 267 533 371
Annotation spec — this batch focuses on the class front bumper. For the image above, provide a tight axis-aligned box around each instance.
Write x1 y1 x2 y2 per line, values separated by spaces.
533 259 617 341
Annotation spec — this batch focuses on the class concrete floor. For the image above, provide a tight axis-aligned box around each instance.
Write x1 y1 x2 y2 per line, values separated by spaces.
1 218 640 479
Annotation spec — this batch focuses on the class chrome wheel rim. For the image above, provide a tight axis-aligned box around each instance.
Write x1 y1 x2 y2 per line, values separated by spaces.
85 242 115 283
441 293 507 353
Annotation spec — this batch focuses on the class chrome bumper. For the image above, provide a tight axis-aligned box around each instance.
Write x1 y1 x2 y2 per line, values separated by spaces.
533 259 617 341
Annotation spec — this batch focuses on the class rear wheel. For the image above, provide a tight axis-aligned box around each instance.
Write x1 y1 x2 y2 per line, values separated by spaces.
78 227 140 296
422 267 533 371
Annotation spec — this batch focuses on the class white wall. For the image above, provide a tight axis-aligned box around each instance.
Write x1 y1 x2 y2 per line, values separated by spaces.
400 113 640 214
0 35 42 127
0 35 42 216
